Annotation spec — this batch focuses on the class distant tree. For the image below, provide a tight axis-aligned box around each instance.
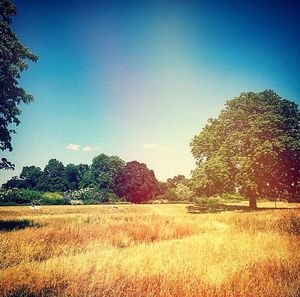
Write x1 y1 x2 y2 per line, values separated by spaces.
191 90 300 208
158 181 170 194
19 166 42 189
2 175 23 189
114 161 160 203
174 183 194 201
65 164 80 190
76 164 89 179
39 159 67 192
90 154 125 190
167 175 186 188
79 170 94 188
0 0 38 170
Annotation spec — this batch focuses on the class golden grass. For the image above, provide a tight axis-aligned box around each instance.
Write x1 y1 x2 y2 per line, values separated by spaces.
0 202 300 297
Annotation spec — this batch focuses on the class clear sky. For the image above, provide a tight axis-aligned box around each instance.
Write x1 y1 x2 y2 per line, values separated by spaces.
1 0 300 185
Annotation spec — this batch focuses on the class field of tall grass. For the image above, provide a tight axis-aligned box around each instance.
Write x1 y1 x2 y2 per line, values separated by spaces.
0 202 300 297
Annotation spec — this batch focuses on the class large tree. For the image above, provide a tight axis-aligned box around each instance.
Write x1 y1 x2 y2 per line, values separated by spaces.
114 161 160 203
65 163 80 190
19 165 42 189
39 159 67 192
0 0 38 169
89 154 125 190
190 90 300 208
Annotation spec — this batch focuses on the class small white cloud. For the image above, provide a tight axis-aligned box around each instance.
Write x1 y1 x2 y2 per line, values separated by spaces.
66 143 80 151
142 143 171 152
82 145 97 152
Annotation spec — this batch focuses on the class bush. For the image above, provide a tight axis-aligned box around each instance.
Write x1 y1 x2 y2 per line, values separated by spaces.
0 189 42 205
194 196 221 205
66 188 120 204
175 183 194 201
42 192 67 205
221 193 246 202
156 188 178 201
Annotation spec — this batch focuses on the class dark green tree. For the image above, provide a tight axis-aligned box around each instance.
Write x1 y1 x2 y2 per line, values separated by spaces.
65 163 80 190
79 170 94 188
19 165 42 189
76 164 89 180
39 159 67 192
0 0 38 169
1 175 23 189
191 90 300 208
89 154 125 190
114 161 160 203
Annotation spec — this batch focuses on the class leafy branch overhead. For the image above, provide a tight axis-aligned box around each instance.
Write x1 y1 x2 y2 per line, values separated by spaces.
0 0 38 169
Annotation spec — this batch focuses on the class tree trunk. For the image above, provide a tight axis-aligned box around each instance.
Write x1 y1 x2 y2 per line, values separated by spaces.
249 194 257 209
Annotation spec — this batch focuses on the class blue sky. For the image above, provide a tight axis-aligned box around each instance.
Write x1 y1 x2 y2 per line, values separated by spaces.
1 0 300 184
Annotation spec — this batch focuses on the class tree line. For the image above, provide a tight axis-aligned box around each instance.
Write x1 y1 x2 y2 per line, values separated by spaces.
2 155 161 203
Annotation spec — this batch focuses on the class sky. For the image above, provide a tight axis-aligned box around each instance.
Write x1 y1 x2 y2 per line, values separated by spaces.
1 0 300 185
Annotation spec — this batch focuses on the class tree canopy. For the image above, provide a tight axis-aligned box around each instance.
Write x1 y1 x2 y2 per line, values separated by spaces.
190 90 300 208
114 161 160 203
89 154 125 190
19 165 42 189
0 0 38 169
39 159 67 192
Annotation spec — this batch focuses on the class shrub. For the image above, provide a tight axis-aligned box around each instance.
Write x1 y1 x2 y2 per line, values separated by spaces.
221 193 246 202
66 188 120 204
0 189 42 205
193 196 221 205
156 188 178 202
175 183 194 201
42 192 67 205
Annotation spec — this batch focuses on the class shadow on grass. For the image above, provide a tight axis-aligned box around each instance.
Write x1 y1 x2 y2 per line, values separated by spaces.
0 219 43 232
186 203 294 214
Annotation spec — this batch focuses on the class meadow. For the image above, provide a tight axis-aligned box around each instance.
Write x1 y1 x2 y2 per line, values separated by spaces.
0 202 300 297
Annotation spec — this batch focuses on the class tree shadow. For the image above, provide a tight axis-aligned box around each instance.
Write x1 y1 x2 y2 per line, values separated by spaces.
186 203 294 214
0 219 43 232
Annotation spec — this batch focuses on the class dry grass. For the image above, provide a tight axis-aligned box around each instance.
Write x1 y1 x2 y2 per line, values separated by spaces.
0 202 300 297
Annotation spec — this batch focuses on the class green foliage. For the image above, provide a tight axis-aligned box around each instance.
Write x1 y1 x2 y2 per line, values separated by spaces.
42 192 63 199
194 196 221 205
191 90 300 208
65 163 80 190
0 189 42 205
114 161 160 203
42 192 69 205
89 154 125 190
167 175 186 188
156 188 178 201
2 161 91 193
66 188 119 204
221 193 246 202
174 183 194 201
42 192 67 205
19 166 43 189
157 178 193 202
2 176 24 189
39 159 67 192
191 155 233 197
79 170 94 188
0 0 38 169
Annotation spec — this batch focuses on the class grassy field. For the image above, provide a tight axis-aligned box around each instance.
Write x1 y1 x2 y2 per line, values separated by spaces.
0 202 300 297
